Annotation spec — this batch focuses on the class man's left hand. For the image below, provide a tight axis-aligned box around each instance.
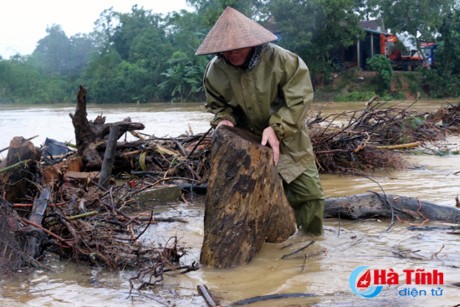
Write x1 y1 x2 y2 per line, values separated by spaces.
261 126 280 165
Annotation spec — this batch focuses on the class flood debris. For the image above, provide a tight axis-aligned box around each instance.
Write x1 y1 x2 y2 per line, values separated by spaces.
231 292 316 306
0 87 460 282
281 240 316 260
128 236 199 292
197 284 219 307
324 192 460 225
309 98 460 174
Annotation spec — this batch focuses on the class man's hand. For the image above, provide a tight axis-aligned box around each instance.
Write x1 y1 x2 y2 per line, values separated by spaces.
261 126 280 165
216 119 234 128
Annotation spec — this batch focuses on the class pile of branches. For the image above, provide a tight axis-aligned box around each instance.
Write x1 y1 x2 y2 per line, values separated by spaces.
0 184 197 272
439 102 460 133
112 131 212 184
0 199 42 275
309 98 459 174
0 133 210 278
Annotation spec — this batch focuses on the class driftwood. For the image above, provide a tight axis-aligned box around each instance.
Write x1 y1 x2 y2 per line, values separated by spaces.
200 127 296 268
24 187 50 259
98 125 120 188
324 192 460 225
1 136 41 203
69 85 145 170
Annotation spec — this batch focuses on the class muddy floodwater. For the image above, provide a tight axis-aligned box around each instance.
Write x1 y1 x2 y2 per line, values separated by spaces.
0 101 459 306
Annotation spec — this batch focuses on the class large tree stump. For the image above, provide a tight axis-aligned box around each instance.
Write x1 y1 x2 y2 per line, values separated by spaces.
200 127 296 268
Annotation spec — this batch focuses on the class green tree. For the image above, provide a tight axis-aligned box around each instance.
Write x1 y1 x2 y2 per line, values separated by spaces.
32 25 73 76
162 10 209 101
267 0 363 84
422 8 460 97
115 61 151 102
166 10 205 59
366 54 393 95
92 8 118 52
84 5 176 102
127 21 174 95
159 51 205 102
80 48 124 103
366 0 456 40
0 55 71 103
186 0 262 27
111 5 166 61
67 33 98 79
29 25 98 102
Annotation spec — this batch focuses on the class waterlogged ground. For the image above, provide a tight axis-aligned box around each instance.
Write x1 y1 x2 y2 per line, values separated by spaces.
0 102 459 306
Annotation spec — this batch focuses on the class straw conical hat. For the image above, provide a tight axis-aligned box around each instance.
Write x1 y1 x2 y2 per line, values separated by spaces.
195 7 277 55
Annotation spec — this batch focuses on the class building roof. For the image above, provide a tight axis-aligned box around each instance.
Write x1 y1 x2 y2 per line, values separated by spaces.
359 19 385 32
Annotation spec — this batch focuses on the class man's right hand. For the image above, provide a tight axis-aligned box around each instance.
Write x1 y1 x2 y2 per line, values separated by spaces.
261 126 280 165
216 119 234 128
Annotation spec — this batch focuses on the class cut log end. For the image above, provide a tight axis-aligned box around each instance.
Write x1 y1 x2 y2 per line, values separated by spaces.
200 127 296 268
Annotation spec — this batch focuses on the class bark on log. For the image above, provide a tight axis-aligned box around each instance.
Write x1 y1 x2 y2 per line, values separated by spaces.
98 125 119 189
1 137 41 203
69 86 101 169
25 187 50 259
69 86 145 170
200 126 296 268
325 192 460 224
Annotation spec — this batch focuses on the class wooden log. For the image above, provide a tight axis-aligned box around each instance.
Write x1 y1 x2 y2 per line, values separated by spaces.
25 187 50 259
69 86 145 170
98 125 119 189
69 86 101 169
1 137 41 203
200 127 296 268
324 192 460 224
374 141 421 150
64 171 100 182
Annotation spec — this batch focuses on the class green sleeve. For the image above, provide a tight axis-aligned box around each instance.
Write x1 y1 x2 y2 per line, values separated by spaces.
269 53 314 139
203 63 237 128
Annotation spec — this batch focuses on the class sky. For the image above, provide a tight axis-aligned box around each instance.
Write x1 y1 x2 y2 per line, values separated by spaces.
0 0 191 59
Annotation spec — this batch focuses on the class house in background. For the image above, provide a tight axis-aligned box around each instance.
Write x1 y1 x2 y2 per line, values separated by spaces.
332 19 386 70
335 19 436 71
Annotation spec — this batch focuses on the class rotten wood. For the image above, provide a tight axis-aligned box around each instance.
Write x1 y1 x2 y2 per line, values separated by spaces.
99 125 120 189
197 284 217 307
69 86 100 168
200 126 296 268
69 85 145 170
25 187 50 259
231 293 316 305
324 192 460 224
2 136 41 203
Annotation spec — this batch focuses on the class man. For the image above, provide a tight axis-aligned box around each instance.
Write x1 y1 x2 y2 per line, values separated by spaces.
196 7 325 235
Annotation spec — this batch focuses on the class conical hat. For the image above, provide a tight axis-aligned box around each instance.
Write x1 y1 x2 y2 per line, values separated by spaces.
195 7 277 55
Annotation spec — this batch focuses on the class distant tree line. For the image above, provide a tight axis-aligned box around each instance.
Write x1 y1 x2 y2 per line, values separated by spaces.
1 0 460 104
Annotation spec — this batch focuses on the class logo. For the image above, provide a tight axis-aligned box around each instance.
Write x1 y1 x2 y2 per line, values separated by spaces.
349 266 383 298
349 266 444 298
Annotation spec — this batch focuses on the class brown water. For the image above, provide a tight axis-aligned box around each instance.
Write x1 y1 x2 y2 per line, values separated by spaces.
1 101 459 306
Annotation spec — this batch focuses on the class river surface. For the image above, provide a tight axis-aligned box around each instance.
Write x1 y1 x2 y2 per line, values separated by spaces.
0 101 459 306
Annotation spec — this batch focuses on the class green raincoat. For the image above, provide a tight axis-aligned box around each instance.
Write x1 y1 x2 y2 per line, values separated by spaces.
204 43 324 234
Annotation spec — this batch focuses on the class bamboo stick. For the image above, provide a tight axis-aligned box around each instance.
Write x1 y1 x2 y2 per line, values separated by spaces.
374 141 421 150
